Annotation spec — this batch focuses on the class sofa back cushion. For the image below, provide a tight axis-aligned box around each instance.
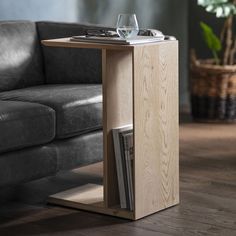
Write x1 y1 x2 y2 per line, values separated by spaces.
37 21 106 84
0 21 45 92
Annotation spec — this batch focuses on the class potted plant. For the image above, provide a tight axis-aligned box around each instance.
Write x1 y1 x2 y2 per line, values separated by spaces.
191 0 236 122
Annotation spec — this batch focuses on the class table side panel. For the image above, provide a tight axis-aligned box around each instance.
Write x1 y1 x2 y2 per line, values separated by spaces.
133 41 179 219
102 49 133 207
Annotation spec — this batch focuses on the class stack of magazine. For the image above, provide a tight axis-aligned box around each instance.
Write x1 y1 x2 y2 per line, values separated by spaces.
112 125 134 210
70 35 164 45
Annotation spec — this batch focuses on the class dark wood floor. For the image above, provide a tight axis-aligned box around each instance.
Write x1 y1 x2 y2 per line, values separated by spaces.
1 120 236 235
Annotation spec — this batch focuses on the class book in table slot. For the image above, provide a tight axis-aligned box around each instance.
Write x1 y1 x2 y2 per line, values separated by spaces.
112 125 134 211
70 35 165 45
121 129 134 211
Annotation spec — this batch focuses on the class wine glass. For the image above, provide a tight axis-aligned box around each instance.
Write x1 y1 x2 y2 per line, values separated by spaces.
116 14 139 39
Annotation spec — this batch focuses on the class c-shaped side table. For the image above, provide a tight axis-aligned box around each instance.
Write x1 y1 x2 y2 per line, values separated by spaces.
42 38 179 220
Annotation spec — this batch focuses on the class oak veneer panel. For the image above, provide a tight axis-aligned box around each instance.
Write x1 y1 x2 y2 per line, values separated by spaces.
48 184 134 219
133 41 179 219
42 38 133 50
102 49 133 207
49 184 103 205
44 39 179 219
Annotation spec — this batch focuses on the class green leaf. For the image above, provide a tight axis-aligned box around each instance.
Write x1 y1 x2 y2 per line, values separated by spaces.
200 22 222 63
198 0 228 6
198 0 236 17
200 22 222 51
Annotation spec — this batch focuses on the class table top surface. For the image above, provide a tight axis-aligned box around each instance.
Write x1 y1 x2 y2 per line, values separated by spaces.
41 37 176 50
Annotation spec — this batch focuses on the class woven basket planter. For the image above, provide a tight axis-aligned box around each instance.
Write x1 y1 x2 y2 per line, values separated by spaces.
191 59 236 122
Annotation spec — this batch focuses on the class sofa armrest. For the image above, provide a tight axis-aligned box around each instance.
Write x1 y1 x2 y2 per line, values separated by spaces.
37 21 112 84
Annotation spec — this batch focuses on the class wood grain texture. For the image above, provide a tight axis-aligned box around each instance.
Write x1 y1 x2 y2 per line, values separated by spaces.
133 41 179 219
102 49 133 207
48 184 134 219
42 38 134 50
49 184 103 205
42 39 179 219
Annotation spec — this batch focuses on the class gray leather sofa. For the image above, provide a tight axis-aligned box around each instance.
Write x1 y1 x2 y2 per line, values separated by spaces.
0 21 105 187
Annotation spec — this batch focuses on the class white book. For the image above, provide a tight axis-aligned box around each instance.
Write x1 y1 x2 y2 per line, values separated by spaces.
112 125 133 209
71 35 164 45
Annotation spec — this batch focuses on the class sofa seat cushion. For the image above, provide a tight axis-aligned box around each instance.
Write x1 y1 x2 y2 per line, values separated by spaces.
48 130 103 171
0 145 57 187
0 84 102 139
0 100 55 153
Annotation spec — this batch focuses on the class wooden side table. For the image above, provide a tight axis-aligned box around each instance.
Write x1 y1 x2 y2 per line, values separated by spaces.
42 38 179 220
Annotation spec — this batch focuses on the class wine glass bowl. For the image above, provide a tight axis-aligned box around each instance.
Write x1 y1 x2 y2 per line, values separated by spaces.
116 14 139 39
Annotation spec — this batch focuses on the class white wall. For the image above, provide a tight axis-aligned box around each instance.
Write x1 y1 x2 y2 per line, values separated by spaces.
0 0 78 21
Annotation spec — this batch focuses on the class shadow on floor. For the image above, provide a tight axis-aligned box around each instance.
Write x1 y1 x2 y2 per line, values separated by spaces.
0 209 127 236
